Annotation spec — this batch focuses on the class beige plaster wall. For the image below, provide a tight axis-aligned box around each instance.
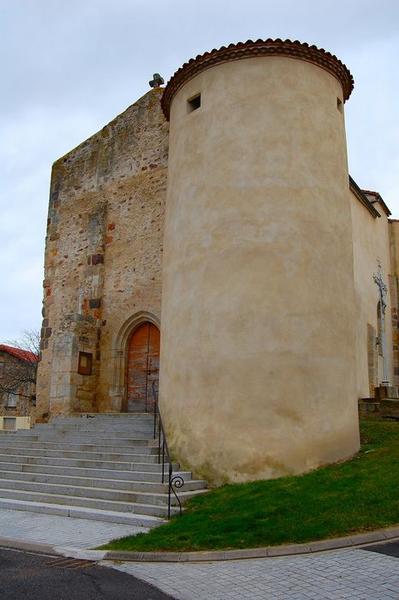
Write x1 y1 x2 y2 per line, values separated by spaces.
350 195 393 398
36 88 168 418
0 416 31 430
160 56 360 484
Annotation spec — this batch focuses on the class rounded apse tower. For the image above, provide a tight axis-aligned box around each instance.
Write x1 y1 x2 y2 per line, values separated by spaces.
159 39 359 484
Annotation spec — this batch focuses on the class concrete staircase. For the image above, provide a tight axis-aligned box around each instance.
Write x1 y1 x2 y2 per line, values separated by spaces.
0 413 207 528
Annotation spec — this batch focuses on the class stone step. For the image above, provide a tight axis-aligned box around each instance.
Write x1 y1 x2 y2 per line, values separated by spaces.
51 413 154 420
39 418 153 425
0 469 206 494
48 421 154 428
39 433 155 441
38 434 154 443
0 414 208 526
39 420 154 428
0 433 39 441
50 418 153 422
0 461 192 483
0 440 156 453
0 487 180 517
4 432 155 443
0 453 177 472
33 429 154 438
0 430 35 436
37 430 154 437
0 446 160 462
0 477 206 507
0 498 165 528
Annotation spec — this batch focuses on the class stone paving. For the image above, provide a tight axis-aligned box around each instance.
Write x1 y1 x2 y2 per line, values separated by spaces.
107 548 399 600
0 508 146 549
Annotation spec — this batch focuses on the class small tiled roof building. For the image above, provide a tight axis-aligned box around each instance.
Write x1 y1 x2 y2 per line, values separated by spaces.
0 345 38 418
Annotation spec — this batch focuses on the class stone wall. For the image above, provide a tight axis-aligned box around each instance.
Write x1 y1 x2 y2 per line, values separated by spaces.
36 88 168 419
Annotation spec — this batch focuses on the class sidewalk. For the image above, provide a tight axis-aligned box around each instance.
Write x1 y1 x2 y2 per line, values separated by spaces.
0 508 147 555
107 547 399 600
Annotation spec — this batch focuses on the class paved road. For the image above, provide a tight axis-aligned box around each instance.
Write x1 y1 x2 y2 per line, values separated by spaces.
364 539 399 558
0 548 175 600
108 543 399 600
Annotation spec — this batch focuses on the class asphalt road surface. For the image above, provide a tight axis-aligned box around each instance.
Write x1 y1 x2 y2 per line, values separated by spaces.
0 548 175 600
362 539 399 559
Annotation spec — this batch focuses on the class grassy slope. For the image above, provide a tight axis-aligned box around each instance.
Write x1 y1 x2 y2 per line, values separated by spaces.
103 420 399 552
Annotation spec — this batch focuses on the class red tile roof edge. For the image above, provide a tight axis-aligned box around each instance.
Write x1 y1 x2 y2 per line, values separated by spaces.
0 344 39 363
349 177 380 219
161 38 354 119
362 189 392 217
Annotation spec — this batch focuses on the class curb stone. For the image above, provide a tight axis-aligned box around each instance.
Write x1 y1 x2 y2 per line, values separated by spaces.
0 537 60 556
1 525 399 563
103 525 399 562
55 546 107 560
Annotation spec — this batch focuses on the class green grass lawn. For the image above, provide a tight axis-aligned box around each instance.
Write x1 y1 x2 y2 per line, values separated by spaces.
102 420 399 552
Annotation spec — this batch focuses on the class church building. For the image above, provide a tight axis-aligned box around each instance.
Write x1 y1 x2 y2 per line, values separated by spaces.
36 39 399 484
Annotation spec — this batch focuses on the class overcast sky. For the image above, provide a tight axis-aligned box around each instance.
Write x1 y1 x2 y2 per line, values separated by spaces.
0 0 398 341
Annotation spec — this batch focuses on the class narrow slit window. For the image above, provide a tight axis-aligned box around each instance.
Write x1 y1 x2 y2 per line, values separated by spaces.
187 93 201 113
337 97 343 113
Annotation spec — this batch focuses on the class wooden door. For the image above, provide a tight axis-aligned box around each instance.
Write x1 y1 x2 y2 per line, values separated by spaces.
126 322 160 412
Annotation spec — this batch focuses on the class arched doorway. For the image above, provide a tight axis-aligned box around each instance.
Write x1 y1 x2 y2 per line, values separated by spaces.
125 322 160 412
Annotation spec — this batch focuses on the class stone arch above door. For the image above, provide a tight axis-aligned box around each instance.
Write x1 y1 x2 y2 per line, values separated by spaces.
109 311 160 412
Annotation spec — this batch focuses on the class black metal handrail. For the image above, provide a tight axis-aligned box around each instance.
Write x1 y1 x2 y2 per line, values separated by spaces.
151 381 184 519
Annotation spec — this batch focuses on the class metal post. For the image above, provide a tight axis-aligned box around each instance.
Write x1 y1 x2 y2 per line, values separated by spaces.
168 462 173 519
161 438 165 484
158 420 161 464
380 309 389 384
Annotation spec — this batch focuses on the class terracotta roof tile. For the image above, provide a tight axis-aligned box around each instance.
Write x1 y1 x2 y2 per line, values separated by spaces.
161 38 354 119
0 344 39 363
362 189 391 217
349 177 380 219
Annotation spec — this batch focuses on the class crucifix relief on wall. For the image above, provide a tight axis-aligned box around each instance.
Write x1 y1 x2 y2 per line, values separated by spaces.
373 261 389 385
